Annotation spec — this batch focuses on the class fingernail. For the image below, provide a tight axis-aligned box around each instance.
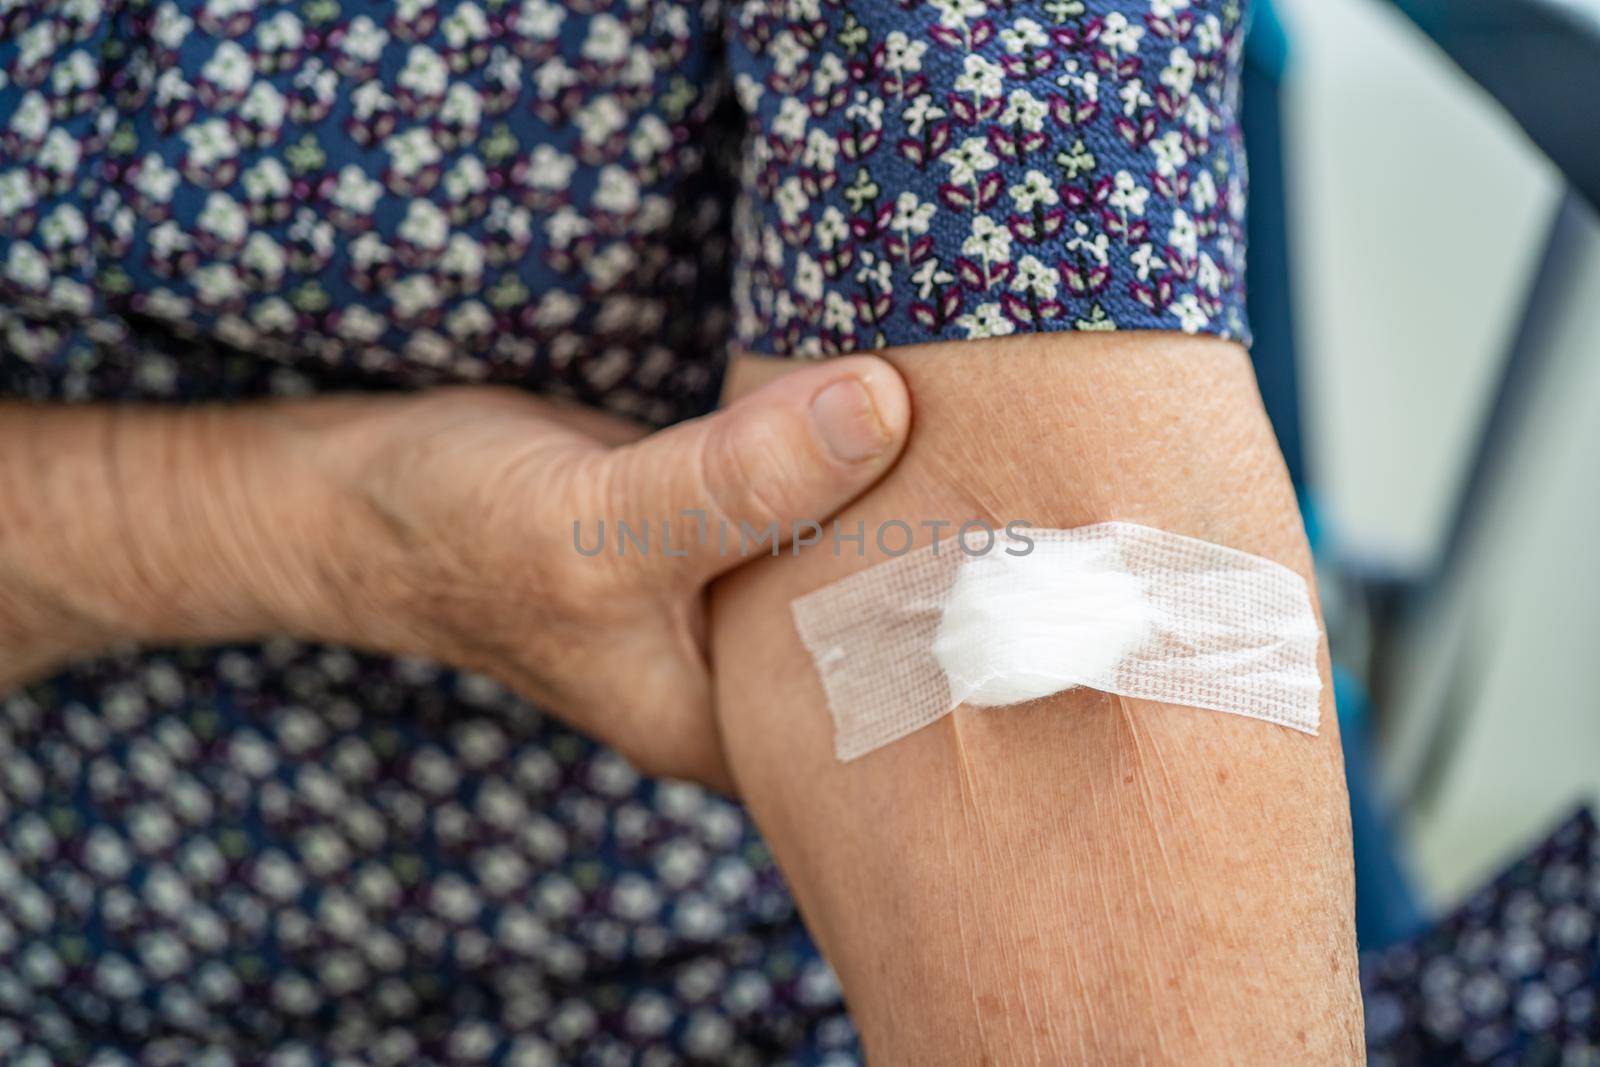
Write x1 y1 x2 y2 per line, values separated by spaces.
811 377 890 463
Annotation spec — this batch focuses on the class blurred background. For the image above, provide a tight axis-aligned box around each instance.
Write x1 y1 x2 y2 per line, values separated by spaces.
1252 0 1600 915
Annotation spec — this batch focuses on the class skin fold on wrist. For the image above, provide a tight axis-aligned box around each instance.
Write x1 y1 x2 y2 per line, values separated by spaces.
0 398 399 683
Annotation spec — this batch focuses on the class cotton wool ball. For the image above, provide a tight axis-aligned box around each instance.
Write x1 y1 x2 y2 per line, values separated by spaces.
931 539 1155 707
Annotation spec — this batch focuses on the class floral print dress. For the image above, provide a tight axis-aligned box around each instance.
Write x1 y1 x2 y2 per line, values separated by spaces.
0 1 1252 1063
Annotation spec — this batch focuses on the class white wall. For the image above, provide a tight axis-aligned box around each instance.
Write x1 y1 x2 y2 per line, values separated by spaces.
1274 0 1600 899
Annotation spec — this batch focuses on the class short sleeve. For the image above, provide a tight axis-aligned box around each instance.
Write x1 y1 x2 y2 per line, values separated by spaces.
726 0 1251 356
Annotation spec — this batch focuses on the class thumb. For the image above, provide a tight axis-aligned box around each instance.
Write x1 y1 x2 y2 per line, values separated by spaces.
600 355 911 584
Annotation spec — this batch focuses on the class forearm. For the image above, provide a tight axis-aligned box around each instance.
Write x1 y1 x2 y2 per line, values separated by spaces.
711 334 1363 1063
0 399 389 687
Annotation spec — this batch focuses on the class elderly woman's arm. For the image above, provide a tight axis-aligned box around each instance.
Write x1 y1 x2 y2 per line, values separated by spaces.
0 359 911 785
711 332 1365 1063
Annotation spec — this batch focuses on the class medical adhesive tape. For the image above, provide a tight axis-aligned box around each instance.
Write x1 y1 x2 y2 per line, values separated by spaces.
791 522 1323 761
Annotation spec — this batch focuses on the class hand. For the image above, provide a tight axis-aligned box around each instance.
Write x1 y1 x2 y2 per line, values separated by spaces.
302 357 912 790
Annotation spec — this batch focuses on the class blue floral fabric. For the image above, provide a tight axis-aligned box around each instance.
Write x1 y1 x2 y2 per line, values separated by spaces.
0 1 1252 1064
728 0 1251 353
1361 807 1600 1067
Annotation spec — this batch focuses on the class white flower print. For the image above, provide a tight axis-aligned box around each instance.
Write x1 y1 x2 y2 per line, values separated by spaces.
389 274 442 319
395 0 435 23
206 0 254 20
962 215 1012 263
929 0 985 30
1130 242 1165 281
1009 170 1058 212
574 95 626 144
441 233 485 283
446 300 493 341
911 257 955 299
585 241 636 290
4 242 49 292
444 156 488 201
533 56 577 98
1056 61 1101 104
386 128 442 176
1102 12 1146 54
180 119 238 168
1170 292 1209 333
155 68 195 108
442 2 489 49
239 81 287 128
882 31 927 74
250 296 294 332
1184 93 1219 138
843 91 884 129
902 95 947 136
193 262 243 303
527 144 575 191
10 92 50 142
815 206 849 252
152 2 194 49
855 250 892 293
198 192 247 244
822 290 856 333
135 154 179 202
942 136 997 185
1197 251 1222 295
1150 130 1189 178
350 81 394 121
241 233 286 282
593 165 640 214
399 45 449 98
440 82 483 129
1109 170 1149 216
801 128 837 172
1118 77 1150 117
794 253 824 304
1000 18 1049 53
514 0 563 39
332 165 384 213
52 50 98 95
582 14 630 64
257 10 303 50
400 201 451 251
1000 88 1048 132
544 206 591 249
812 53 848 96
956 302 1015 339
341 15 388 61
769 31 806 80
147 221 193 260
1161 45 1197 98
1011 254 1057 299
774 176 809 227
201 41 252 93
771 96 810 142
1065 221 1110 264
953 54 1004 100
890 191 935 236
1168 208 1199 260
0 171 36 218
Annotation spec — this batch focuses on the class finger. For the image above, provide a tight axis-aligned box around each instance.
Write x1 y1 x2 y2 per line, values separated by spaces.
427 384 653 447
597 355 912 586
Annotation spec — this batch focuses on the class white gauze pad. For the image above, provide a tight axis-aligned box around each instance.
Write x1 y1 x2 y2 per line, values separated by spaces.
791 522 1323 761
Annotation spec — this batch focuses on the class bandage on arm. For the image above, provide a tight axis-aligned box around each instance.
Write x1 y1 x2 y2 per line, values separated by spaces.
710 333 1364 1064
